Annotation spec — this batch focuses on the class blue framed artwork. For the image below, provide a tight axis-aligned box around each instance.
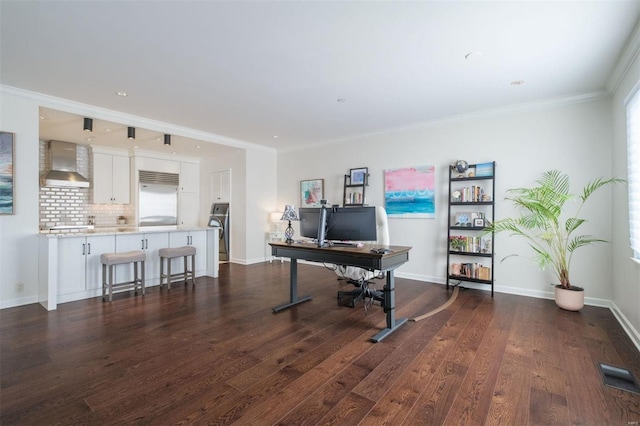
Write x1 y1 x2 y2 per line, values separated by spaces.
0 132 14 215
384 165 435 218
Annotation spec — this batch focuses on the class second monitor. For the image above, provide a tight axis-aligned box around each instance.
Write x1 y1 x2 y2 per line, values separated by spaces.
299 206 377 245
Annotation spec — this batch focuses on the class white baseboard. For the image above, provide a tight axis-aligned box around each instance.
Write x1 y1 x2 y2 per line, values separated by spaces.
610 301 640 352
0 295 38 310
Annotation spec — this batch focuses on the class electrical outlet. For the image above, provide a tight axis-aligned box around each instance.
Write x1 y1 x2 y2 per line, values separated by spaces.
15 282 24 293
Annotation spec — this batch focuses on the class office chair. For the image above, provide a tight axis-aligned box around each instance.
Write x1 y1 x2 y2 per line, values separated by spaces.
336 206 389 309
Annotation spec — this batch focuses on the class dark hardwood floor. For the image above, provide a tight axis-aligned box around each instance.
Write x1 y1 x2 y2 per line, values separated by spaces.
1 262 639 425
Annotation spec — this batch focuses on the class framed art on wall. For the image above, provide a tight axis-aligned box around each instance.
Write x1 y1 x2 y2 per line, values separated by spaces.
384 165 435 218
0 132 14 215
300 179 324 207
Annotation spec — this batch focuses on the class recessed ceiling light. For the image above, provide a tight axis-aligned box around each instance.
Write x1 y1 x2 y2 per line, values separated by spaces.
105 128 112 132
133 145 139 149
39 115 47 120
172 151 176 155
510 80 525 86
86 138 93 142
337 98 346 103
116 91 128 97
196 145 201 149
465 51 483 60
272 135 279 139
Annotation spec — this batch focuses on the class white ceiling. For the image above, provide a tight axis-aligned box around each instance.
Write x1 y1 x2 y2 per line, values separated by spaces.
2 1 639 155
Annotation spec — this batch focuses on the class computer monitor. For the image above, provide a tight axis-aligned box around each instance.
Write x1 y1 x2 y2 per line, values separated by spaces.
298 207 321 239
298 206 377 243
326 206 377 241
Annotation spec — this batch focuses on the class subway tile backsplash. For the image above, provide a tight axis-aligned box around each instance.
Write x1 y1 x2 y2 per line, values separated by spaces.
39 141 133 229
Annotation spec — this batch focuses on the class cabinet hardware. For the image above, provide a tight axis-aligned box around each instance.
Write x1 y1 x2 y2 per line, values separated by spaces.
88 243 91 255
82 243 86 256
141 239 145 250
145 239 148 249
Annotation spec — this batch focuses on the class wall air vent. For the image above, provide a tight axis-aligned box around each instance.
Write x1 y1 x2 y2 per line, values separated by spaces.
138 170 179 186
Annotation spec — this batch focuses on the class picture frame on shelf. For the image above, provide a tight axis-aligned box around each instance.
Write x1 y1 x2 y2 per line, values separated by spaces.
349 167 368 185
474 218 485 227
454 212 472 226
300 179 324 207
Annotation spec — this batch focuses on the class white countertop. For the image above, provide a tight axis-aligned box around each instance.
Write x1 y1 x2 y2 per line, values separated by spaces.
39 225 216 238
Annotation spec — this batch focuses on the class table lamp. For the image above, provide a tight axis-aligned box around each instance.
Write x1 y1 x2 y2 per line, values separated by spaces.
280 205 299 244
270 212 283 232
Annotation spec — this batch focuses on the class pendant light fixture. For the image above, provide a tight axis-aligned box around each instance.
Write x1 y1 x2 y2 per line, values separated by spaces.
83 117 93 132
164 134 171 146
127 126 135 139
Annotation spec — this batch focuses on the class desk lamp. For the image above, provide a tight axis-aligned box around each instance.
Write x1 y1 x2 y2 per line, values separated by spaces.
280 205 299 244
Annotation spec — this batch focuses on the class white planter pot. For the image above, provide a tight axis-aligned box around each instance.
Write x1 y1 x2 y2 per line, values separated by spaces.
554 285 584 311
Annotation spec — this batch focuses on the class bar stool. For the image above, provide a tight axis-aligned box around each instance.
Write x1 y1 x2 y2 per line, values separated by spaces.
159 246 196 290
100 250 146 302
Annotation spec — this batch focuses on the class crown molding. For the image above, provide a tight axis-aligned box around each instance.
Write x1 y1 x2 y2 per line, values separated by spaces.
281 90 611 153
0 84 275 153
607 19 640 94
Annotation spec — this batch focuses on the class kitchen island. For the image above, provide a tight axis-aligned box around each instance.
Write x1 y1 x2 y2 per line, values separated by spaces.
38 226 219 310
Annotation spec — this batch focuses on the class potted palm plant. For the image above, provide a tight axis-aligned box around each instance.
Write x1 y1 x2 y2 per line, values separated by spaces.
488 170 624 311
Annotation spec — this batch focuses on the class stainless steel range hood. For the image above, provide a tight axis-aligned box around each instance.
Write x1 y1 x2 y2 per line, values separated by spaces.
44 140 90 188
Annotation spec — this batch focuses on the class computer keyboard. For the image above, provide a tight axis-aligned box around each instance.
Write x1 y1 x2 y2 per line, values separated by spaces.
330 241 357 247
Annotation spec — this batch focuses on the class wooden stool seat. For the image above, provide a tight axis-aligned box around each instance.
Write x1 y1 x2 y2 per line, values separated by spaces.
101 250 146 302
159 246 196 290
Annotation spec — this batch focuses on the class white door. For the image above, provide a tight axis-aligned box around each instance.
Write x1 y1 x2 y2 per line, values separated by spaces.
211 169 231 203
111 155 130 204
189 230 207 274
57 237 87 295
143 232 169 285
85 235 116 290
92 153 114 204
179 192 199 226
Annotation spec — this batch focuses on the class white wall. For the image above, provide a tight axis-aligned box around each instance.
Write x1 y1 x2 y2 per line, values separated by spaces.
278 97 617 303
611 44 640 345
0 91 41 307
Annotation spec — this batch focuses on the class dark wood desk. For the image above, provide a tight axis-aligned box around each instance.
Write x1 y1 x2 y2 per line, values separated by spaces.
269 241 412 342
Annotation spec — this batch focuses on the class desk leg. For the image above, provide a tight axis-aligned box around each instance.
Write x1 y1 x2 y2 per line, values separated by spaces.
272 259 313 312
370 269 408 342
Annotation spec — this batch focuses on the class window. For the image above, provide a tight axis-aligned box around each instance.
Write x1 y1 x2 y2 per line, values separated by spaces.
626 87 640 261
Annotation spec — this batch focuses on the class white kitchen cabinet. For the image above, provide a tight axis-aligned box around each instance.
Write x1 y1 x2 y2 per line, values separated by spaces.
179 192 199 226
210 169 231 203
179 162 200 226
180 162 199 193
57 235 115 297
115 232 169 286
93 152 130 204
169 230 207 275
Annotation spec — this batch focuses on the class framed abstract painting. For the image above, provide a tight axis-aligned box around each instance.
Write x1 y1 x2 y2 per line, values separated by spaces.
0 132 14 215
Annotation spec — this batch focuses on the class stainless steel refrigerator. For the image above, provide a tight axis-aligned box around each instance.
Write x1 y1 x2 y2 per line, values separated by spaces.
138 183 178 226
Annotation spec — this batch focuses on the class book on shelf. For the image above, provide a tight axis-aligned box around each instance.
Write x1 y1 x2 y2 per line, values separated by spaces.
450 263 492 280
452 186 488 202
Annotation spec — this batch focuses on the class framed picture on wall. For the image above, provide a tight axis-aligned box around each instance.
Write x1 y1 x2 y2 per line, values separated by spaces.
0 132 14 215
300 179 324 207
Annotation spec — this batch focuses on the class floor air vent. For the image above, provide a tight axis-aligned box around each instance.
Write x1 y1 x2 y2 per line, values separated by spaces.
599 363 640 394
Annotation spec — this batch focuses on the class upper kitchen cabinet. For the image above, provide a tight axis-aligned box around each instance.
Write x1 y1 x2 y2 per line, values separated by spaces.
180 161 199 193
91 147 130 204
211 169 231 203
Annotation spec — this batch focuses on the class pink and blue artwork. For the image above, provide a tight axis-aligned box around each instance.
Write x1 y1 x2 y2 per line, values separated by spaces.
384 165 435 218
